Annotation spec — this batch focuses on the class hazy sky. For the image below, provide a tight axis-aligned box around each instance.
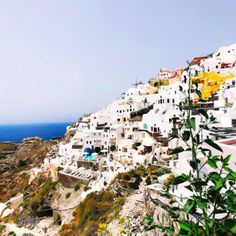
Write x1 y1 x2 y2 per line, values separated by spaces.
0 0 236 124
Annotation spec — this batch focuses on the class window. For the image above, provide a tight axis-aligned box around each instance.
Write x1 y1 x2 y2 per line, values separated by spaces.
167 99 170 103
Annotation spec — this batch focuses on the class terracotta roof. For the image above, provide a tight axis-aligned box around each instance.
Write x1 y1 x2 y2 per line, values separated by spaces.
190 56 208 65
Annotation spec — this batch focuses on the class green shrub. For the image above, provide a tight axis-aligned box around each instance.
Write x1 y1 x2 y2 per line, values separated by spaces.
20 172 29 179
31 179 57 210
110 145 116 152
18 159 27 168
163 174 175 187
74 182 81 191
84 186 90 192
60 190 122 236
130 104 154 118
123 174 131 181
54 213 62 225
155 168 171 177
145 176 152 185
0 225 6 235
66 192 71 199
8 232 16 236
145 68 236 236
128 176 142 190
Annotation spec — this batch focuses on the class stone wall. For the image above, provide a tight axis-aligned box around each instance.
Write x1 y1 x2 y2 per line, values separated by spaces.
58 172 89 188
77 160 98 171
144 187 179 236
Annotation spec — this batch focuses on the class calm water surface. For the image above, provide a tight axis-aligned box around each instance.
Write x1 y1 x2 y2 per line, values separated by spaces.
0 122 71 142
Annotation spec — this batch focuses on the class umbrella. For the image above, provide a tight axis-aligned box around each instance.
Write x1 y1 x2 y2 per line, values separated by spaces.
101 149 108 153
84 147 92 154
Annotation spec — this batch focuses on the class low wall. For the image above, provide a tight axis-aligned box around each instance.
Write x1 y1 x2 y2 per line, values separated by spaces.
77 160 98 171
58 172 89 188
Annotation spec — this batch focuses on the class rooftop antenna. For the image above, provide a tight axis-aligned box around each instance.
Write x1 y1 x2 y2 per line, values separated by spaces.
132 77 139 88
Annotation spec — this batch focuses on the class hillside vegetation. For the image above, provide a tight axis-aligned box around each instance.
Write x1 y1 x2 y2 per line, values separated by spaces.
60 165 170 236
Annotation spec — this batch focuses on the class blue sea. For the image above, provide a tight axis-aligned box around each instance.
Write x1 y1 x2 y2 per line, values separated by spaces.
0 122 71 142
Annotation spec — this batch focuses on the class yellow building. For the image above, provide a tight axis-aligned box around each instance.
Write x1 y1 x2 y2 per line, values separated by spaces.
191 72 234 100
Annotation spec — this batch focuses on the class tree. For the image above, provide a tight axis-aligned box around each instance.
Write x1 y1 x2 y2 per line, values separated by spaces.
145 67 236 236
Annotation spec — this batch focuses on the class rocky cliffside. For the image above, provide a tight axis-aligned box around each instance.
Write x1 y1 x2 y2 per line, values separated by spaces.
0 140 57 202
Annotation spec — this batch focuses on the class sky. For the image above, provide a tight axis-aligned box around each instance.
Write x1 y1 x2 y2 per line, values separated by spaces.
0 0 236 124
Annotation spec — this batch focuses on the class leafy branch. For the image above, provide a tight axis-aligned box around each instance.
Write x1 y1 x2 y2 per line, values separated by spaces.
145 67 236 236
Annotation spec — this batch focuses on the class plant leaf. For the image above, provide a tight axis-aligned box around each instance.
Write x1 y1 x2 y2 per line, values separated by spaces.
198 109 208 119
145 215 153 225
188 117 196 131
207 159 218 169
223 155 231 166
214 179 223 190
184 199 196 214
179 221 192 233
173 174 189 185
196 90 202 99
182 131 190 141
204 139 223 152
196 198 207 209
224 219 236 234
169 146 184 155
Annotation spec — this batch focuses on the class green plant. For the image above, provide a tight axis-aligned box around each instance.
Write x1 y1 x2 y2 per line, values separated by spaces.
163 174 175 187
110 145 116 152
20 172 29 179
74 182 81 191
31 179 57 210
145 176 152 185
84 186 90 192
130 104 154 118
18 159 27 168
8 232 16 236
145 68 236 235
60 190 120 236
0 224 6 235
128 174 142 190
